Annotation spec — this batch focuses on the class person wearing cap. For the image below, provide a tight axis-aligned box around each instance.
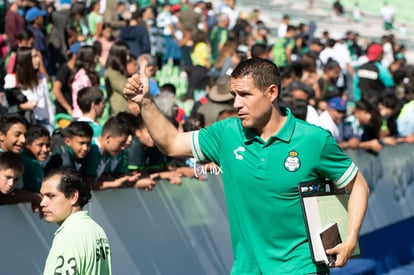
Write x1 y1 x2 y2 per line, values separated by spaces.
124 57 369 274
26 6 50 82
318 96 347 142
353 43 395 106
196 75 235 126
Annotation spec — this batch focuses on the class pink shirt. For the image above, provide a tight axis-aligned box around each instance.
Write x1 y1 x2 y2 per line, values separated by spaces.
71 69 91 118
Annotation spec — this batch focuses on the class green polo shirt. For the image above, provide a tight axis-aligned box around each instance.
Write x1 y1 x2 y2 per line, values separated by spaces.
43 211 112 275
191 108 358 274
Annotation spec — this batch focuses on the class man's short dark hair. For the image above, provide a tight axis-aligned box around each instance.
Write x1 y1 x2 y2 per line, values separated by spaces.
102 115 132 137
63 121 93 139
231 58 281 92
44 169 91 208
77 86 104 113
0 152 24 175
26 125 50 145
0 114 29 135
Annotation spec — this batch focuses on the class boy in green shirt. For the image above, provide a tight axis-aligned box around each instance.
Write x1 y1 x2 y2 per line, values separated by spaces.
0 151 41 212
44 121 94 175
82 115 139 190
21 124 51 192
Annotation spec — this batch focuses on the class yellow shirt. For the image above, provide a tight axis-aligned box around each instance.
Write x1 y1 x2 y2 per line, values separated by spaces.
190 42 210 67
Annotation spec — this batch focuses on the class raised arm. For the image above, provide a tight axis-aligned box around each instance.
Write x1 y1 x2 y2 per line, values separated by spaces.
123 60 193 158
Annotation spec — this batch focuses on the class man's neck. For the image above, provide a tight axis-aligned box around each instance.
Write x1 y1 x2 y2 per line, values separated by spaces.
257 108 287 142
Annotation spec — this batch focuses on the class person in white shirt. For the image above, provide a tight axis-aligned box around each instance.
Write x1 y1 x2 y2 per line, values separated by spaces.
9 47 54 133
277 14 290 38
380 2 395 30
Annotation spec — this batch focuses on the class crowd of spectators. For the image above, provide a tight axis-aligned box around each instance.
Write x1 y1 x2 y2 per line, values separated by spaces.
0 0 414 210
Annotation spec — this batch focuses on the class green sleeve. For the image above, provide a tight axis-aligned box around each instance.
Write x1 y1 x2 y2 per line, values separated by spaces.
318 133 358 189
192 119 227 164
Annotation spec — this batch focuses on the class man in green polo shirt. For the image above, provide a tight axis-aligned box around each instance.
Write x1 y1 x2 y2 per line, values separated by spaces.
123 57 370 274
40 169 112 275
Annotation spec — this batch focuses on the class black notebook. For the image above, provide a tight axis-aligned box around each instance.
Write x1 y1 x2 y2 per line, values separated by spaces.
298 179 360 266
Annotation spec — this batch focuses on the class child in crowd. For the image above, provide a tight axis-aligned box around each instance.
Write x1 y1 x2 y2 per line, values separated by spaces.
76 86 105 138
126 54 138 76
13 47 54 132
127 114 182 185
82 115 139 190
0 151 41 212
342 99 384 154
44 121 94 175
71 45 100 118
0 114 28 154
21 125 50 192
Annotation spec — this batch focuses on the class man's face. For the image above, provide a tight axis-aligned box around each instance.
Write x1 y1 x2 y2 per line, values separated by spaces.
104 134 128 156
40 174 76 225
231 75 274 130
331 109 346 124
26 136 51 162
0 169 20 194
0 123 27 153
65 136 92 159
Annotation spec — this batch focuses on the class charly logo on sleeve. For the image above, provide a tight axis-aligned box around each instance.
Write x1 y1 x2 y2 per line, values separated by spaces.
284 150 301 172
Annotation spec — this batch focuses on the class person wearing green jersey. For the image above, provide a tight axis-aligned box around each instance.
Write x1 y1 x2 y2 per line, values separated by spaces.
40 169 112 275
123 57 370 274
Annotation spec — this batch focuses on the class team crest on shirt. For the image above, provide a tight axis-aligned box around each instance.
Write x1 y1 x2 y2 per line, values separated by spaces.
284 150 301 172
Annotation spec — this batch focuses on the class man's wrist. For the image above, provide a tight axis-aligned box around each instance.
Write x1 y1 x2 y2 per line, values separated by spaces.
139 94 153 108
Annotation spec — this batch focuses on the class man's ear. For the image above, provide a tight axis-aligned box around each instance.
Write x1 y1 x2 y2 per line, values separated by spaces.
70 190 79 206
268 84 279 103
64 137 71 145
103 133 112 144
